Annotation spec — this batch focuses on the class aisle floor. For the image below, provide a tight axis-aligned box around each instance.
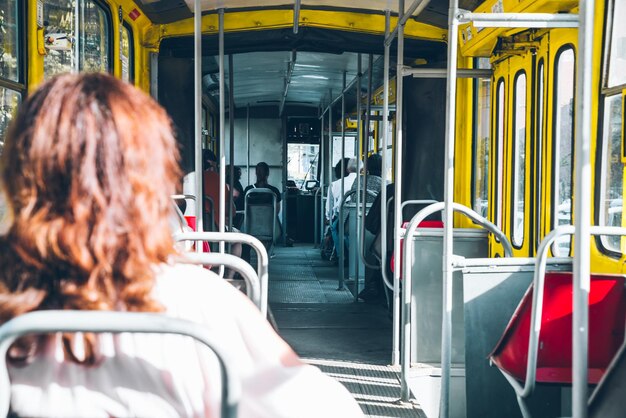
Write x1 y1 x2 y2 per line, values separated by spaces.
269 245 425 417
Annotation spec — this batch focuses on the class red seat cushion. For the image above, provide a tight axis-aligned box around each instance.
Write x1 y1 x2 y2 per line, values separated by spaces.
490 272 626 384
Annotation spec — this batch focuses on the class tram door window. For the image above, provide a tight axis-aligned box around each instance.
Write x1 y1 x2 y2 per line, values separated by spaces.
512 72 527 248
472 58 491 218
535 60 546 249
0 0 22 153
43 0 111 78
599 0 626 254
552 48 575 256
493 79 506 234
607 0 626 87
121 22 134 84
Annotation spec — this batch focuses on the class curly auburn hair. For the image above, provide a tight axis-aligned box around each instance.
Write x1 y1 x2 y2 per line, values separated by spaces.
0 73 181 363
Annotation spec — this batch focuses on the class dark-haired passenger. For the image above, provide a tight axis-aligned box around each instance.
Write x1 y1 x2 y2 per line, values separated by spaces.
0 73 362 418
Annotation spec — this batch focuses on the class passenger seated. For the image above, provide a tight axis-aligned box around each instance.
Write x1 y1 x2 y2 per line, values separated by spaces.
0 74 363 418
329 158 358 261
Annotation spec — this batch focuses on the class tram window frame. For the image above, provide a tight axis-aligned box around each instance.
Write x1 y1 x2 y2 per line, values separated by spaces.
511 70 527 249
0 0 25 156
551 46 576 256
597 94 624 255
121 21 135 84
43 0 113 78
471 58 491 219
604 0 626 89
535 60 545 250
493 78 505 234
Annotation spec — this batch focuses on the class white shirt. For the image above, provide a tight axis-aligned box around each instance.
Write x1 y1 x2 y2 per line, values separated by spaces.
325 173 357 220
8 264 363 418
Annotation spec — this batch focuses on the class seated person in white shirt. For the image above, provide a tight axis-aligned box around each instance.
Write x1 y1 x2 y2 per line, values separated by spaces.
0 73 363 418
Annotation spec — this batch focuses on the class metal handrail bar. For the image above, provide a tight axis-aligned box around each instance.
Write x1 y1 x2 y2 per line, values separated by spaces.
218 9 226 252
0 311 239 418
174 232 269 316
171 194 197 201
572 0 596 413
293 0 301 33
244 188 278 247
392 0 406 375
355 54 362 300
339 71 347 290
401 68 493 78
400 202 512 401
453 256 572 269
380 198 439 290
314 187 322 247
193 0 204 235
456 11 579 28
500 226 626 415
179 252 262 311
381 9 397 366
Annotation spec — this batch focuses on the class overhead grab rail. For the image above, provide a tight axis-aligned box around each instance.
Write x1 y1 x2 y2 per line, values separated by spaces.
400 202 512 402
401 67 493 78
495 225 626 417
178 252 262 312
174 232 269 317
456 11 579 28
0 311 240 418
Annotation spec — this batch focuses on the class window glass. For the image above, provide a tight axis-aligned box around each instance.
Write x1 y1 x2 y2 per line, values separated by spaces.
44 0 110 78
0 86 20 154
0 0 19 82
288 143 320 188
608 0 626 87
536 62 545 247
121 23 133 83
80 2 110 73
472 68 491 218
512 73 526 247
495 80 505 229
553 48 575 255
599 95 624 252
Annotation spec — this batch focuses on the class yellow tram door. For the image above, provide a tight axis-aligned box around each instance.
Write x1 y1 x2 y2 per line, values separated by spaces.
489 42 533 257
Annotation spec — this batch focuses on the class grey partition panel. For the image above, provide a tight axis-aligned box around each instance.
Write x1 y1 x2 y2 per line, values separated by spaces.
410 229 488 364
347 203 374 280
462 264 569 418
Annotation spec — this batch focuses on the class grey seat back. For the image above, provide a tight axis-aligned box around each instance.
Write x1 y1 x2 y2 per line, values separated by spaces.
244 188 277 243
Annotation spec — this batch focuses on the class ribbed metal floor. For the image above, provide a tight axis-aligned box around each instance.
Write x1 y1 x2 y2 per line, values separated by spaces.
269 245 425 417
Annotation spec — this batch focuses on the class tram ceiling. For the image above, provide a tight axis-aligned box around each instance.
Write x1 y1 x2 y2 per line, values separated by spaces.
199 50 370 112
134 0 483 28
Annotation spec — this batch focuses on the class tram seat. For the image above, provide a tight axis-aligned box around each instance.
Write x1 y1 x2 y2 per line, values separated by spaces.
490 272 626 385
389 220 444 273
0 311 239 418
244 188 278 249
589 336 626 418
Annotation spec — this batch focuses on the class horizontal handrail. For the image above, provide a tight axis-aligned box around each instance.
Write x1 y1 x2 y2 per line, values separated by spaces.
0 311 239 418
175 232 269 316
178 252 262 313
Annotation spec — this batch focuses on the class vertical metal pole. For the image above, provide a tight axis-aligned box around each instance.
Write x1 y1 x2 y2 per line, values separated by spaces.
247 104 250 186
572 0 595 416
228 55 235 231
218 9 226 253
74 0 80 72
397 0 411 402
355 55 362 301
358 54 375 268
440 0 460 413
193 0 204 236
382 9 398 367
339 72 347 290
320 111 325 247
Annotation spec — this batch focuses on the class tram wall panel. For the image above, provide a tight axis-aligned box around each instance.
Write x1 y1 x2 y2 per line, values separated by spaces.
157 56 195 174
402 77 446 221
